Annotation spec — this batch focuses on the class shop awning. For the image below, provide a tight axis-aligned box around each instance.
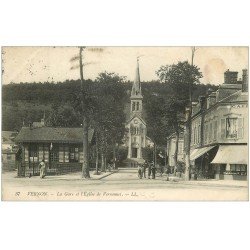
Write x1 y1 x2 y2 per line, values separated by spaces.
190 146 216 161
211 145 248 165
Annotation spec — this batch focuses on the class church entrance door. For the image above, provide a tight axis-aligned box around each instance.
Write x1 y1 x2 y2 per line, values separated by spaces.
132 148 138 158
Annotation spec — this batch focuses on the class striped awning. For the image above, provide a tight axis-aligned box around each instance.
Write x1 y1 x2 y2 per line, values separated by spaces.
211 145 248 165
190 146 216 161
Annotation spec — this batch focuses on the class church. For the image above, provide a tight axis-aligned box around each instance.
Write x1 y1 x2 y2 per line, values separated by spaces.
125 58 149 166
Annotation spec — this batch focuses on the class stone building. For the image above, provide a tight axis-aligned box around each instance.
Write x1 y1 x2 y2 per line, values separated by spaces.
125 58 147 165
186 69 248 180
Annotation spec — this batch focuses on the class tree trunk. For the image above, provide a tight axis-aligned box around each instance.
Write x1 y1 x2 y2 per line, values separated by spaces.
113 143 116 169
173 128 179 175
185 47 196 181
82 119 90 178
164 145 168 168
95 133 99 174
101 151 105 172
79 47 90 179
185 105 192 180
154 143 157 167
104 155 107 172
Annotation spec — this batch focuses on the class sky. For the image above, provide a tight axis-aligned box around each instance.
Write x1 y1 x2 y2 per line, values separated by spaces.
2 46 248 85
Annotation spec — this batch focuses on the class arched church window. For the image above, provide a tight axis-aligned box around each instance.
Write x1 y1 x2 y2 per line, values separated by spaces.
132 102 135 111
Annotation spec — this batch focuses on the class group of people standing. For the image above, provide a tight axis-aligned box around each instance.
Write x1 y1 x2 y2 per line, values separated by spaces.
138 161 156 179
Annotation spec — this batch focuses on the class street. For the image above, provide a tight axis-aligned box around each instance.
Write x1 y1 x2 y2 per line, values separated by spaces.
1 168 248 201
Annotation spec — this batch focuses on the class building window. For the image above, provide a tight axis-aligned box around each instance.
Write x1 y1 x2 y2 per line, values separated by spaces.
7 154 12 161
49 145 59 163
213 120 217 140
193 127 196 144
226 118 237 139
132 102 135 111
209 123 213 142
29 144 38 162
137 102 140 110
205 124 208 144
230 164 247 175
69 146 79 163
198 125 201 143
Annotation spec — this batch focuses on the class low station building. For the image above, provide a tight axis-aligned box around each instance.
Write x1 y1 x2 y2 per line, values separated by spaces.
187 69 248 180
15 120 94 177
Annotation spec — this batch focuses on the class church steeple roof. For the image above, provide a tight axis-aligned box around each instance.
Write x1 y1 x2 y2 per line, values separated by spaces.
131 57 143 99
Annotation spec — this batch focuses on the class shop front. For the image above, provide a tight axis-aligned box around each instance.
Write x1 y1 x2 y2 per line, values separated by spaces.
190 145 218 179
211 144 248 180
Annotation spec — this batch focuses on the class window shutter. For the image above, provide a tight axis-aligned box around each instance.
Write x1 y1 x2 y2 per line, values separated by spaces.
214 121 217 140
24 145 29 162
38 145 44 161
64 146 69 162
59 146 64 163
221 118 226 139
238 118 244 139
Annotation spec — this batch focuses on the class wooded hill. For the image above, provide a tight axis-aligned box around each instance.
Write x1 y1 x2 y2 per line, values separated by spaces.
2 79 217 148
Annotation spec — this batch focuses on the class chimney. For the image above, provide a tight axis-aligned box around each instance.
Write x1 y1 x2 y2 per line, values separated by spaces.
198 96 206 111
185 107 191 121
242 69 248 92
207 92 216 109
224 69 238 84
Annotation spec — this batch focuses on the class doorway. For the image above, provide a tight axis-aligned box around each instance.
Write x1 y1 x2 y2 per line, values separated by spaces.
132 148 138 158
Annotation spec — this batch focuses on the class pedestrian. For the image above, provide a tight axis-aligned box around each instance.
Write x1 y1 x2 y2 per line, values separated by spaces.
151 162 156 179
142 161 147 178
160 165 164 177
138 163 142 179
148 161 152 179
39 159 46 179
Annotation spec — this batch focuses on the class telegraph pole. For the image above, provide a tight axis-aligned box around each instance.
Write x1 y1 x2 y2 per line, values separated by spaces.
185 47 197 181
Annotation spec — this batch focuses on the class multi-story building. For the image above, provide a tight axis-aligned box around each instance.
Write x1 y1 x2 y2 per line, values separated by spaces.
187 69 248 180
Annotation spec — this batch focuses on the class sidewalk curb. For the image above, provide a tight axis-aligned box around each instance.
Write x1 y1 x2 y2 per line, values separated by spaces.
97 170 119 180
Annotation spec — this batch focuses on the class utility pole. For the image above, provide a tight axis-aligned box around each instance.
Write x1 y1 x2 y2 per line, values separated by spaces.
185 47 197 181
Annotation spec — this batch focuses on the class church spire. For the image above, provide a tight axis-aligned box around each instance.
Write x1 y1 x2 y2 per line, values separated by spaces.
131 57 142 98
130 57 143 118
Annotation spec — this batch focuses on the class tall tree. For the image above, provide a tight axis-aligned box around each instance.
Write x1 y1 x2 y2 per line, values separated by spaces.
94 72 126 170
156 61 203 172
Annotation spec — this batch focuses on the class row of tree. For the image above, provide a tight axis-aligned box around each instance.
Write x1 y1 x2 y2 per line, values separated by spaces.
2 48 217 178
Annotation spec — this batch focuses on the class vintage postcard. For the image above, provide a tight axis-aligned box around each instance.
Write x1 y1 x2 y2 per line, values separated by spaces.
1 46 248 201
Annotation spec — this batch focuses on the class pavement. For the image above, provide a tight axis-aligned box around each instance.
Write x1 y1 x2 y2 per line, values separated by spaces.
1 168 248 201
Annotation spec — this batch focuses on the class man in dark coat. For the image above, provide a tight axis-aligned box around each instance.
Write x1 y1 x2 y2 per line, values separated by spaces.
142 161 147 178
151 162 156 179
148 161 152 179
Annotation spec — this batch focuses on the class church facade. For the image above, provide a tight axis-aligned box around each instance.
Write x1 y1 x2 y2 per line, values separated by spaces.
125 59 147 164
